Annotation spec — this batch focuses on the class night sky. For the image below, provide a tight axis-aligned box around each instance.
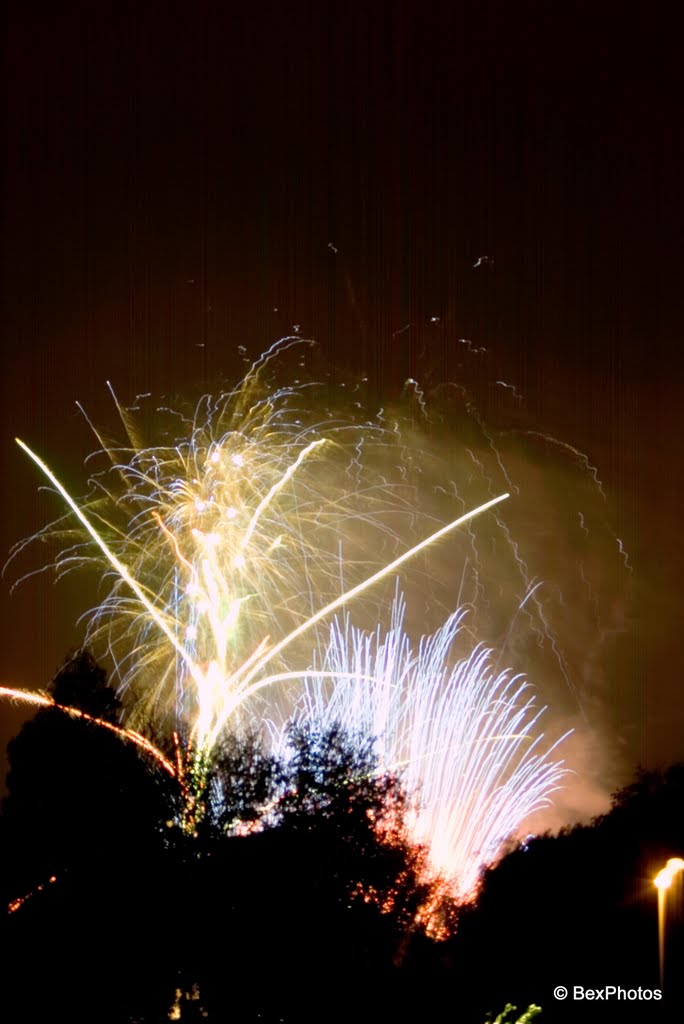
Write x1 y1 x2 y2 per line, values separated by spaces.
2 1 683 808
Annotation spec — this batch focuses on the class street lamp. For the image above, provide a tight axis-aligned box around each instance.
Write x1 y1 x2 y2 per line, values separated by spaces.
654 857 684 989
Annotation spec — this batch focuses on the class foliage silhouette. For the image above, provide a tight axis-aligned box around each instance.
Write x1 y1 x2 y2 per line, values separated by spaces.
1 650 179 1022
184 723 441 1022
2 649 170 889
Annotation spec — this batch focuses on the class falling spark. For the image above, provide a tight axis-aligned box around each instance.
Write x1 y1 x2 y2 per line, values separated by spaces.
268 592 569 904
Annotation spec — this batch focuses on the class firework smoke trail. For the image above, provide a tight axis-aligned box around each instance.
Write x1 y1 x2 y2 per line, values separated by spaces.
268 592 569 904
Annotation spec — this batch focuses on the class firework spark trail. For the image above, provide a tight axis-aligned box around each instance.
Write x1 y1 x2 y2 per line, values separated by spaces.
268 593 569 903
521 431 607 502
6 342 512 818
7 873 58 914
0 686 176 776
8 352 398 739
12 432 507 765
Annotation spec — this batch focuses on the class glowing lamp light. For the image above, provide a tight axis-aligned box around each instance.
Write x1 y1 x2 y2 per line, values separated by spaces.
654 858 684 890
655 856 684 989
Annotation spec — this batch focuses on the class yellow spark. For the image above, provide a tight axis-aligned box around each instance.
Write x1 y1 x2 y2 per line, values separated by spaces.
15 440 200 689
239 437 326 552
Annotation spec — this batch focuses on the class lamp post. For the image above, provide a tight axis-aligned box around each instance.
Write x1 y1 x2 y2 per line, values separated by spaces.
653 857 684 990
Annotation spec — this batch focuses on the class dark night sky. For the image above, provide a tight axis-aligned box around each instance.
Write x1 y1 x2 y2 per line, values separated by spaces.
1 1 683 802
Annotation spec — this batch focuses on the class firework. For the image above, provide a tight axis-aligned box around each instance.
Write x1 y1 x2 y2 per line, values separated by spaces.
268 591 569 903
5 340 509 825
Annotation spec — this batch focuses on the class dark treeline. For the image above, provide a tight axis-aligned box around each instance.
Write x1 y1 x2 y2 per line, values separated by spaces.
1 651 683 1022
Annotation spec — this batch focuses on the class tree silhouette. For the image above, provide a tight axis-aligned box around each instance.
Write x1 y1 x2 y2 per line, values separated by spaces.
189 724 440 1023
2 649 170 888
1 650 175 1022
